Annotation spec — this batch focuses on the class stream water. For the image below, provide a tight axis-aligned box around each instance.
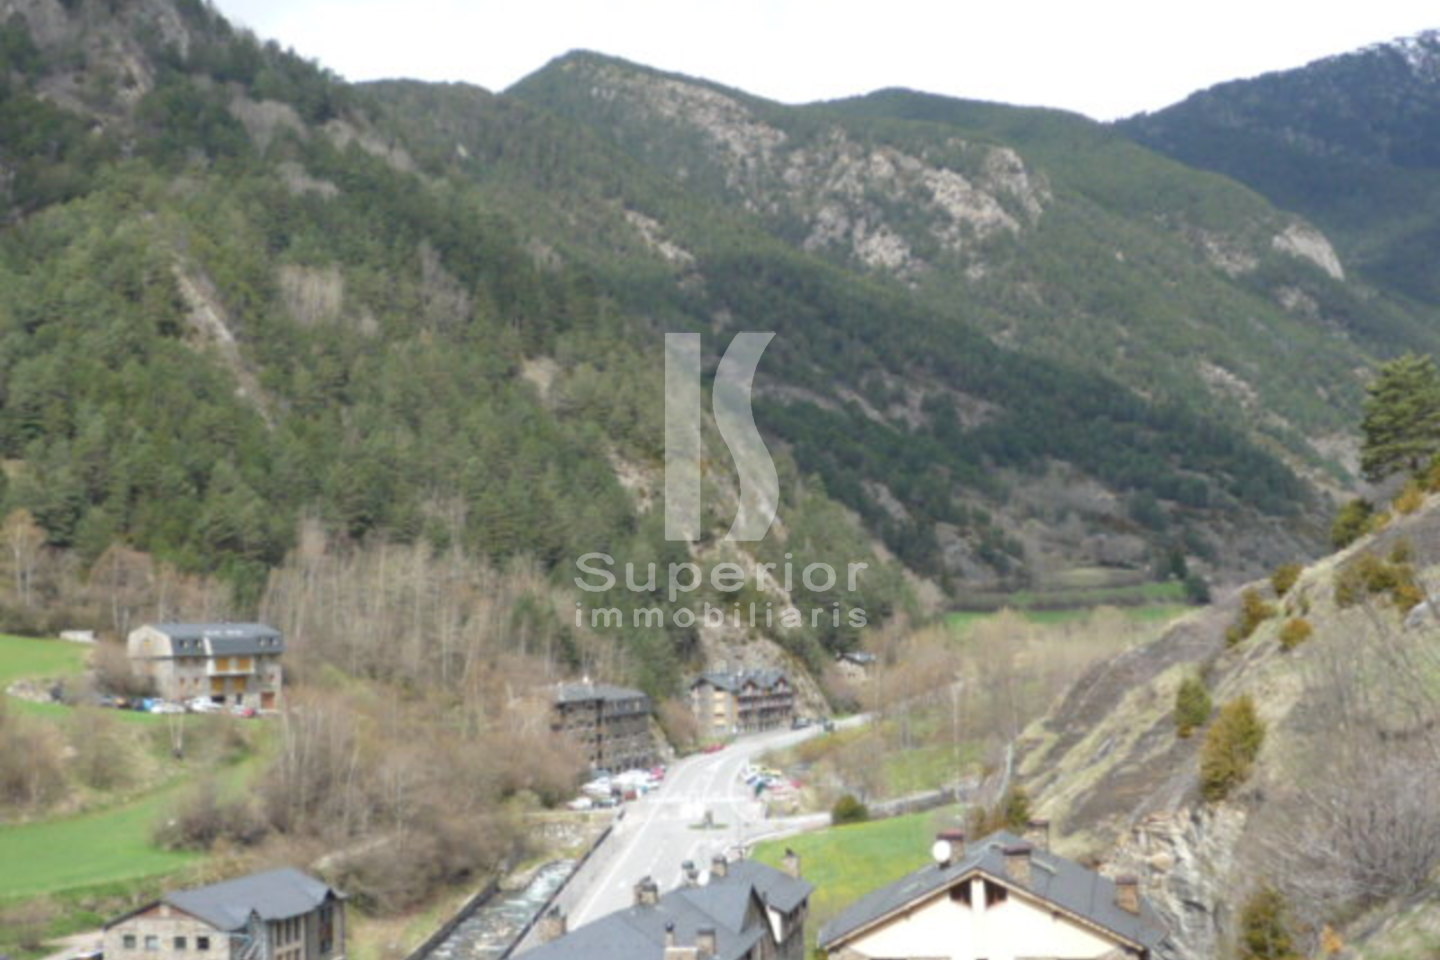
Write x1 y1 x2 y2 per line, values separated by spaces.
423 860 576 960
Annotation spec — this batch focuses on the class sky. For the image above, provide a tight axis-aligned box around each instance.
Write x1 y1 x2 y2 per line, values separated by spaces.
210 1 1439 121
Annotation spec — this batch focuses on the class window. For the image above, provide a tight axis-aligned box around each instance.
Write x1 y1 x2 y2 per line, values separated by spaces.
144 936 159 951
196 938 210 951
123 935 137 950
174 937 188 950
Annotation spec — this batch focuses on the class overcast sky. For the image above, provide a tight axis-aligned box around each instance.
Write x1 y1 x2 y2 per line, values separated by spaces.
210 1 1437 120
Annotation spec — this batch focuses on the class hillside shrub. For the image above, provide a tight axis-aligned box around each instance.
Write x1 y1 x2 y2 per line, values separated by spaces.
1425 456 1440 493
1334 552 1420 612
1174 674 1212 738
1226 588 1275 647
1237 885 1300 960
831 793 870 826
1331 498 1373 549
1277 618 1312 652
1269 563 1302 597
1200 695 1265 803
1395 480 1426 515
1182 572 1211 605
966 785 1032 836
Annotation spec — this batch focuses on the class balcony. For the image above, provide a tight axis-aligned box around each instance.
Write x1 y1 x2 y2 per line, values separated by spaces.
207 657 257 677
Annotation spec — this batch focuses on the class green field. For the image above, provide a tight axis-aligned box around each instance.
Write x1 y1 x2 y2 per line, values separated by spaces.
0 782 203 899
947 597 1189 635
754 805 961 951
0 633 88 686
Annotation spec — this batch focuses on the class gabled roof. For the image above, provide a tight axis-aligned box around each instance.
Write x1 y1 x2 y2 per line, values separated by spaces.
523 859 811 960
818 831 1169 953
107 868 339 933
149 623 284 656
691 669 789 694
555 681 649 705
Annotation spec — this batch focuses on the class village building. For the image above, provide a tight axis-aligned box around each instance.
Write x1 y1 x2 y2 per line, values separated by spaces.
126 622 284 709
526 852 811 960
103 867 346 960
551 680 655 771
833 651 877 684
818 827 1170 960
689 669 795 737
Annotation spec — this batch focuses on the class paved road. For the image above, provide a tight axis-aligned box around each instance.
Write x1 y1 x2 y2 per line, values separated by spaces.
563 724 833 930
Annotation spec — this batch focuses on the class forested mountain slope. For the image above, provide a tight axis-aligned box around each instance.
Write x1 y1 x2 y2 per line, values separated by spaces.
1120 31 1440 310
0 0 1430 677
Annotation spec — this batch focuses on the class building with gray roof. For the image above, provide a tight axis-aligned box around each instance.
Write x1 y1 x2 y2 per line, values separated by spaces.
523 852 811 960
104 867 345 960
127 623 284 709
551 679 655 771
690 669 795 737
818 828 1170 959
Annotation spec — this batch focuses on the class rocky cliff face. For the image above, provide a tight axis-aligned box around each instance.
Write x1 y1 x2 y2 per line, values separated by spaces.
542 54 1050 281
1013 498 1440 959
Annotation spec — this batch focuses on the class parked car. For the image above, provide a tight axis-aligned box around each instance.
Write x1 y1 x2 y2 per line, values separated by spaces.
230 705 258 718
566 796 594 811
188 697 223 714
791 716 812 729
150 701 184 714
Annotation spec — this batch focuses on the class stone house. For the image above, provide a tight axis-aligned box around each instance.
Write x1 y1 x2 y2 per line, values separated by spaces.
690 669 794 737
126 623 284 708
104 868 345 960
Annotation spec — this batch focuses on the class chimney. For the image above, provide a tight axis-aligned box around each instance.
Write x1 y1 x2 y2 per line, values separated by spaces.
1115 875 1141 914
710 853 729 879
696 926 717 959
781 847 802 879
1003 843 1033 886
682 860 699 887
538 907 567 943
664 922 677 948
1024 818 1051 853
635 876 660 907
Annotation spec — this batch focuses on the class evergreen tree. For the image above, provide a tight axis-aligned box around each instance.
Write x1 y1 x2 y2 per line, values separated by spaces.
1361 353 1440 481
1174 674 1212 738
1237 885 1299 960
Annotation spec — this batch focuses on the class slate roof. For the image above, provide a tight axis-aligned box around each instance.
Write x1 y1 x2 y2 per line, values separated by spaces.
523 860 812 960
151 623 284 656
691 669 789 694
107 868 338 933
555 681 649 705
818 831 1170 953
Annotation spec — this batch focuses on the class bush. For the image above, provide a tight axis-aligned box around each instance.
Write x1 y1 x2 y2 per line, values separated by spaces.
154 778 268 851
1334 552 1420 611
1237 885 1300 960
1395 481 1426 516
1200 695 1265 803
1226 588 1275 647
831 793 870 826
966 785 1032 835
1269 564 1302 597
1183 572 1211 605
1425 456 1440 493
0 897 58 951
1277 618 1312 652
1174 675 1212 737
1331 498 1373 549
